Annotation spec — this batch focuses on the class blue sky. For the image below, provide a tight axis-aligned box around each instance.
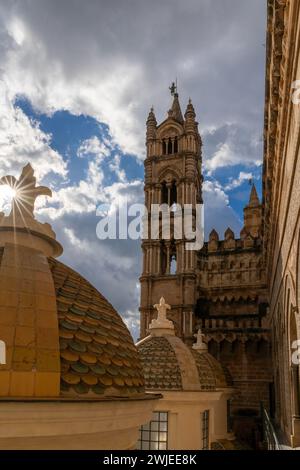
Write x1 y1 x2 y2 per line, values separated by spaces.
0 0 266 339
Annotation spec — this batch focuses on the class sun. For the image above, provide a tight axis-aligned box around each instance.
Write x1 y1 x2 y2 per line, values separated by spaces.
0 184 17 214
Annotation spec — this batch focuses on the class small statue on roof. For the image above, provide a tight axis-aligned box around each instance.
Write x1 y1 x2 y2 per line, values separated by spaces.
0 163 52 219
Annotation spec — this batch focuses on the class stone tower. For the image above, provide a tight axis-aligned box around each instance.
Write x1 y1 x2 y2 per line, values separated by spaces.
139 86 202 339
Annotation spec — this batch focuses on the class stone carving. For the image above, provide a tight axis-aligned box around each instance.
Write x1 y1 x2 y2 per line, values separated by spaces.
149 297 174 335
0 163 52 219
192 329 208 352
154 297 171 322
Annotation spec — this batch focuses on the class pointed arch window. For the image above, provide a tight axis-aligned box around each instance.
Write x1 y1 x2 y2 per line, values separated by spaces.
161 182 168 204
170 254 177 275
168 138 172 154
162 139 167 155
170 181 177 205
160 242 167 275
174 136 178 153
169 242 177 275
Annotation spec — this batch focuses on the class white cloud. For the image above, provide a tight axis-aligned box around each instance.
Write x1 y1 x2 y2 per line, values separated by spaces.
0 81 67 180
109 154 127 183
224 171 253 191
204 131 262 175
203 179 242 238
77 136 111 160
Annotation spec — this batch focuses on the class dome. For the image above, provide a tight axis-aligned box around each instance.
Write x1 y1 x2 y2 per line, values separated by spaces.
136 297 232 392
0 246 145 398
137 335 231 391
0 164 145 400
49 257 145 398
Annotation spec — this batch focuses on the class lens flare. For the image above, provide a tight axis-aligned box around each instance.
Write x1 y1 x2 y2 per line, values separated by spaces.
0 184 17 214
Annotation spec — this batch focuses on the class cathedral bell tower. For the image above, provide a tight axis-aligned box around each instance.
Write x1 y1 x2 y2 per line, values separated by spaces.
139 84 203 339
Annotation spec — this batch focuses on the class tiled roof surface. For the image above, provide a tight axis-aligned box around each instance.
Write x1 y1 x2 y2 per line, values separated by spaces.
137 337 182 390
190 349 232 390
48 257 145 398
137 335 232 391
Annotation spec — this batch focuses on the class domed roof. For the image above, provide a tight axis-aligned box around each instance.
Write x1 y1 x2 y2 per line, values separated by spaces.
137 335 231 391
48 257 145 397
0 246 145 399
136 297 232 392
0 164 146 401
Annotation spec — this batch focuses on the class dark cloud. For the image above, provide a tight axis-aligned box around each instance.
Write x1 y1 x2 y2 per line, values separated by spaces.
0 0 267 336
0 0 266 153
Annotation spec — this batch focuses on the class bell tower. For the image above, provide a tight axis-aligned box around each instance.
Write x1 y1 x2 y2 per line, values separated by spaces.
139 84 203 339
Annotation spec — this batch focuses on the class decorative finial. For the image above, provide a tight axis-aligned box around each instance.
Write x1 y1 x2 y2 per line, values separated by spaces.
0 163 62 258
154 297 171 322
192 328 208 352
169 80 177 96
149 297 174 336
0 163 52 219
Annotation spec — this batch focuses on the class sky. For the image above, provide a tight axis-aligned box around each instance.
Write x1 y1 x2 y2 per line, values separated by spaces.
0 0 266 339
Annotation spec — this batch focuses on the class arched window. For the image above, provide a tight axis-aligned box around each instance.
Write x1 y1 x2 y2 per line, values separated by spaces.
168 138 172 154
161 182 168 204
170 181 177 205
160 242 167 275
169 242 177 275
170 254 177 275
162 139 167 155
174 136 178 153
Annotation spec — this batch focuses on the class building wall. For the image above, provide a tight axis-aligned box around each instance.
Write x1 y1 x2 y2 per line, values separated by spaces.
263 0 300 447
149 390 233 450
195 231 272 433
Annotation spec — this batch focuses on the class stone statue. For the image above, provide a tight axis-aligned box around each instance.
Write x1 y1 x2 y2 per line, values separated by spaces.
0 163 52 219
193 328 208 352
154 297 171 322
149 297 174 335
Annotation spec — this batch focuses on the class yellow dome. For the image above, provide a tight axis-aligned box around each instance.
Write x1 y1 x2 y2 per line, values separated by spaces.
49 257 145 397
0 246 145 398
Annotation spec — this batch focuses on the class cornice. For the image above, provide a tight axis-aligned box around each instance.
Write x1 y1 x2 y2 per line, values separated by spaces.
263 0 289 269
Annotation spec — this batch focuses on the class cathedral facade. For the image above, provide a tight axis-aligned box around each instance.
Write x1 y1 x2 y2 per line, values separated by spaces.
139 89 272 444
140 0 300 449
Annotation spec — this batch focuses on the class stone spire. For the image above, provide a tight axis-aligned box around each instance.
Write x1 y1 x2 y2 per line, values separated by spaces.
146 106 157 140
248 183 260 207
169 93 184 123
184 98 196 132
168 82 184 123
242 183 262 238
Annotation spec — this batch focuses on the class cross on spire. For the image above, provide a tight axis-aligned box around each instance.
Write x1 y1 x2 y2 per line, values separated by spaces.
169 80 177 96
